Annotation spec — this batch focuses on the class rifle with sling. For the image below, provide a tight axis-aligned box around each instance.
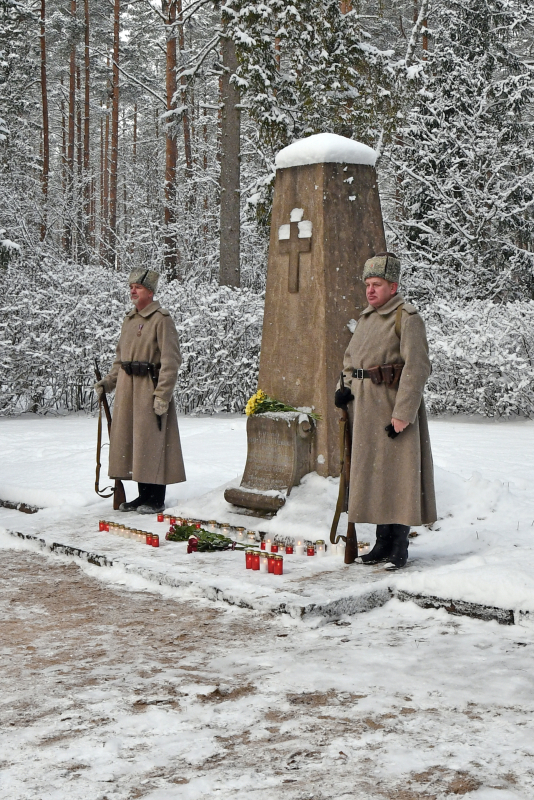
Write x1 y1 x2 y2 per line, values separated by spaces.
94 360 126 510
329 372 358 564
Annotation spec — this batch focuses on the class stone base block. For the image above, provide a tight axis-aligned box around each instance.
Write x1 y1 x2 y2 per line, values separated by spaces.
225 412 314 514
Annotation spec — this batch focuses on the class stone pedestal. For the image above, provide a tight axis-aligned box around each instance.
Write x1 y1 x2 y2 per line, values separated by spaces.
227 134 387 515
224 413 313 513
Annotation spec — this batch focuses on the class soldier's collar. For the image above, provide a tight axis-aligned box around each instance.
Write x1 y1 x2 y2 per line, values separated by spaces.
361 293 405 316
127 300 161 318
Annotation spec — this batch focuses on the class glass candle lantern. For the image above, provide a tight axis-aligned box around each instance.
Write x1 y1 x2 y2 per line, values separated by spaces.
247 531 256 544
146 533 153 546
307 544 315 556
151 534 160 548
99 520 106 532
316 540 325 557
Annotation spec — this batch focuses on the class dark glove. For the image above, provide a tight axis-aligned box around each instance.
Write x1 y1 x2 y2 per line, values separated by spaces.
385 423 400 439
335 386 354 409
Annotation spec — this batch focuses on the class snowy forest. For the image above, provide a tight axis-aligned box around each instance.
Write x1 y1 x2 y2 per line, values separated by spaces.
1 0 533 416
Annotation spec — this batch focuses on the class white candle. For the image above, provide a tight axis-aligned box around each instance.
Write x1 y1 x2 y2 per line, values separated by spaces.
329 542 338 556
316 545 325 558
295 541 304 556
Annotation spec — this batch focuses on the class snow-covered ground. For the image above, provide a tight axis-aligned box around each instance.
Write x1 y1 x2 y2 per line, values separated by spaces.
2 414 534 799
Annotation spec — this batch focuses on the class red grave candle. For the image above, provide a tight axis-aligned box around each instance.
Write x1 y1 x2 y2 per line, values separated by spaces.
157 513 164 523
307 545 315 556
170 516 177 525
251 551 260 571
245 550 253 569
105 523 110 532
271 544 278 553
285 545 294 555
260 541 266 551
268 554 275 574
99 520 106 532
146 533 153 546
152 534 160 548
274 556 283 575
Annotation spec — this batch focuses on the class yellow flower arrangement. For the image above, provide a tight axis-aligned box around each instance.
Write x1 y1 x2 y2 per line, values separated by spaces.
245 389 267 416
245 389 321 421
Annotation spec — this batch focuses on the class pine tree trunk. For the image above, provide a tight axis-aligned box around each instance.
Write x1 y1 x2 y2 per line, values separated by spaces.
83 0 92 248
102 90 110 264
133 103 137 164
177 0 192 176
163 0 178 279
76 65 83 261
108 0 120 268
40 0 49 241
219 34 241 287
65 0 77 256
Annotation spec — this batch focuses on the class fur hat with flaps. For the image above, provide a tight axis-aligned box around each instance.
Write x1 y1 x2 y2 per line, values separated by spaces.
128 268 160 294
362 252 401 284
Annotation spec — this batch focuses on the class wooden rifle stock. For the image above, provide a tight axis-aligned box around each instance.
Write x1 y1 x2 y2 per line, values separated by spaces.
329 373 358 564
94 360 126 510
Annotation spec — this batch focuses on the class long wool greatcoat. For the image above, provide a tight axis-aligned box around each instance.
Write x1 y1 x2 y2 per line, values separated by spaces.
342 293 436 526
102 300 186 485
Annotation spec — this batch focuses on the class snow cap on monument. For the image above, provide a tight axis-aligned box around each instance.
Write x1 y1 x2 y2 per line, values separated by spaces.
275 133 377 169
128 268 159 294
363 252 401 284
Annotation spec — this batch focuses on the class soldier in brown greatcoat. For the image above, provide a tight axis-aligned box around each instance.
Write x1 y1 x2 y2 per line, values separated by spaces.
94 269 186 514
335 253 436 569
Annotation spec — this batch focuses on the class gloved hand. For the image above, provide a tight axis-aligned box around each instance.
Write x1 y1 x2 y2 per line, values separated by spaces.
154 397 169 416
94 380 106 398
334 386 354 408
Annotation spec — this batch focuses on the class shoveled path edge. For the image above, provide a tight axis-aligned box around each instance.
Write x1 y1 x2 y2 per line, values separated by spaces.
5 529 522 625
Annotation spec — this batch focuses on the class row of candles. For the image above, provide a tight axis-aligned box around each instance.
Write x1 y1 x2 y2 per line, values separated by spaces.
154 514 354 557
99 520 160 547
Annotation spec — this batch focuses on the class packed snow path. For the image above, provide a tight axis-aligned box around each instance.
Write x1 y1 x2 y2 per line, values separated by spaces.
1 549 533 800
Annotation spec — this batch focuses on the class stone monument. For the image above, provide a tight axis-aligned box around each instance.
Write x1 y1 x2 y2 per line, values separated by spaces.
225 133 387 513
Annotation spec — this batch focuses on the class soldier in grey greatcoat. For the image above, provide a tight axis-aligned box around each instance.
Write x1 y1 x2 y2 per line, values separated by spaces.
335 253 436 569
94 269 186 514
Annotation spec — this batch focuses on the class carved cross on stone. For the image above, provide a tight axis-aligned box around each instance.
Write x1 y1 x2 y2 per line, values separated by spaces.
278 207 312 293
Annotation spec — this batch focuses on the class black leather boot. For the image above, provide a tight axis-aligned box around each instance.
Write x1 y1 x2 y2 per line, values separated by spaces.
119 482 150 512
137 484 166 515
360 525 394 564
385 525 410 570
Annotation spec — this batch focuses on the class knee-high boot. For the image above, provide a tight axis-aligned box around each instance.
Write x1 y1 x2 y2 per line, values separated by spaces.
386 524 410 569
360 525 394 565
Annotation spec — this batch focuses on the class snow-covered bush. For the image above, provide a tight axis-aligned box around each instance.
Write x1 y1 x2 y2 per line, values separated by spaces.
0 261 263 415
423 301 534 417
